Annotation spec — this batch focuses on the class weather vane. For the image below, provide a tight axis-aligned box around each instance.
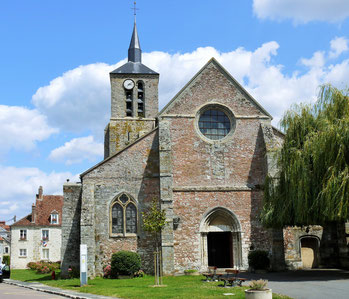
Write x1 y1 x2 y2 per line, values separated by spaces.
132 1 139 21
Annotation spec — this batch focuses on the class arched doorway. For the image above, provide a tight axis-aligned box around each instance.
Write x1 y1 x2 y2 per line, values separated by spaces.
200 208 242 269
300 237 320 269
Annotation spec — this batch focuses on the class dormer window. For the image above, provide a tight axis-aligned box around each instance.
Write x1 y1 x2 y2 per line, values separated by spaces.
137 81 144 117
50 212 59 224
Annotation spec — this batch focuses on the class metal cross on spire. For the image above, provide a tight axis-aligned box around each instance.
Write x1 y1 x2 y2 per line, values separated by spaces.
132 1 139 21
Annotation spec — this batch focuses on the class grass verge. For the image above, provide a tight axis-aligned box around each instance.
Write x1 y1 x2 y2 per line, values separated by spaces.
11 269 292 299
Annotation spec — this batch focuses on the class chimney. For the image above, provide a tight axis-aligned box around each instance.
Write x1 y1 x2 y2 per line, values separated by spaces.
31 204 36 223
37 186 43 201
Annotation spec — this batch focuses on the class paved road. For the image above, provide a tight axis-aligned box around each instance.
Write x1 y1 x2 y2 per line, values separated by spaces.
239 269 349 299
0 283 64 299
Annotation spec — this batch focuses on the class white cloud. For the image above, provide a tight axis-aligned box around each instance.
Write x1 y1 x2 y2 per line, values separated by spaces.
0 165 79 219
329 37 349 58
32 62 123 138
49 136 103 165
0 105 58 153
253 0 349 23
30 38 349 134
301 51 326 69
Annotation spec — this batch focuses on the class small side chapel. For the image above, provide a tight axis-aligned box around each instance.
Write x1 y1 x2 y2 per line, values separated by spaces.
60 19 285 277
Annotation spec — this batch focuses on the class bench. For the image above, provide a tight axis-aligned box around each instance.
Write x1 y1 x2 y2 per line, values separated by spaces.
219 269 247 287
202 266 218 282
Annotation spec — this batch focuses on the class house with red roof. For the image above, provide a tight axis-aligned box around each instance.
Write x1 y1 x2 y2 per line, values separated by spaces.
0 221 11 263
10 186 63 269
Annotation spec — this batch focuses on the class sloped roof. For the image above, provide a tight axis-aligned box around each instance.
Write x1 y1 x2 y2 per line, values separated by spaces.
12 195 63 227
110 61 158 75
159 57 272 119
11 214 32 227
0 222 10 231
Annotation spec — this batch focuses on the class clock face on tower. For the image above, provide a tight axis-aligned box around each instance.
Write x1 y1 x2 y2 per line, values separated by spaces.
123 79 135 90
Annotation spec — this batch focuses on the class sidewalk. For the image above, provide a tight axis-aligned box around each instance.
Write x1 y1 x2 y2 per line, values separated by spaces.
4 279 120 299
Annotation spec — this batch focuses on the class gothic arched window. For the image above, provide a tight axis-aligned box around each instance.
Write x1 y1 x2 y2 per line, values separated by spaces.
110 193 138 236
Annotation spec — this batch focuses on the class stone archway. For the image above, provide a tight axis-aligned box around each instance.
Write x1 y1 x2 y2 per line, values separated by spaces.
300 236 320 269
200 207 242 270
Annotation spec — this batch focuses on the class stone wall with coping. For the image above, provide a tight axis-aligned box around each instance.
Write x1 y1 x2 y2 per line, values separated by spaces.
61 183 82 277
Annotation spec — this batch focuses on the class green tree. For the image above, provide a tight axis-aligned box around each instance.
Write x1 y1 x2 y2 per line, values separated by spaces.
262 85 349 227
142 198 167 285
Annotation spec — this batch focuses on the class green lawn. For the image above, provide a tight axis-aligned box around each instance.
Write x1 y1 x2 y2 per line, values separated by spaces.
11 270 292 299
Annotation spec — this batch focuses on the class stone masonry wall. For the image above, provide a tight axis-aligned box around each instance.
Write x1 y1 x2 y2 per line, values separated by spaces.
104 73 159 158
82 130 160 276
110 73 159 119
61 183 81 277
283 226 323 270
104 119 156 158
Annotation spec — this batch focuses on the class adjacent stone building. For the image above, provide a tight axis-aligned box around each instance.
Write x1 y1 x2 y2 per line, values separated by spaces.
61 20 285 277
11 187 63 269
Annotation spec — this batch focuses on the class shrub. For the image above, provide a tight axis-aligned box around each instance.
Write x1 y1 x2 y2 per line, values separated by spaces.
68 266 80 279
111 251 141 277
184 269 198 273
27 262 37 270
249 279 268 290
248 250 270 270
38 265 51 274
27 261 60 273
103 265 111 278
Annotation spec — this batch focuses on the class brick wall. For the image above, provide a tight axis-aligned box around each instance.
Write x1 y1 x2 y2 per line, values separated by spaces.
159 59 274 273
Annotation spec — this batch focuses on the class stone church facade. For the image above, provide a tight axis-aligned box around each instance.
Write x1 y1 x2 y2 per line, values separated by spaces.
61 21 285 277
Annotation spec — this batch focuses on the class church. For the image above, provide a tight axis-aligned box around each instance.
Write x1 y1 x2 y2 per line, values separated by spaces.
60 19 286 277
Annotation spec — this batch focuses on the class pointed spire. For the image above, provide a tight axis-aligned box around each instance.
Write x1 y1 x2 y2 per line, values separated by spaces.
128 20 142 63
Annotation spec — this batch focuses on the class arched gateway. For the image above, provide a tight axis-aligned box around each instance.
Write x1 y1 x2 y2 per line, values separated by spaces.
200 208 243 269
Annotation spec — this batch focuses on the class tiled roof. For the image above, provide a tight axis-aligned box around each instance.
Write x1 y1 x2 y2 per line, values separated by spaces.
0 222 10 231
12 194 63 227
11 214 32 227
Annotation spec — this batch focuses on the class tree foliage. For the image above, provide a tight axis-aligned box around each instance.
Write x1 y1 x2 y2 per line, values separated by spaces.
142 198 166 240
262 85 349 227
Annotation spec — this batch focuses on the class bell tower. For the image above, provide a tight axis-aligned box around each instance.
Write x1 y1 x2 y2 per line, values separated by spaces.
104 18 159 158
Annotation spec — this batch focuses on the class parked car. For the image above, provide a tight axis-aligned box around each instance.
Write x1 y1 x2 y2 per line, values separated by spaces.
0 265 10 282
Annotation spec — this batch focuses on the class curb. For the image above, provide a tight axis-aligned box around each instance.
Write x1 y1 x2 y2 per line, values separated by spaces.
4 279 118 299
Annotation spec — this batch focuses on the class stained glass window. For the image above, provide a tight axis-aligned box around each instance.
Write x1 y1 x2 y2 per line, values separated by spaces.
120 194 129 204
126 203 137 233
198 109 231 140
110 194 137 236
112 203 123 234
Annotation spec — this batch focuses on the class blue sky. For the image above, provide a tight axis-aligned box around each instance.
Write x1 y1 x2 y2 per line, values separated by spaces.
1 0 349 221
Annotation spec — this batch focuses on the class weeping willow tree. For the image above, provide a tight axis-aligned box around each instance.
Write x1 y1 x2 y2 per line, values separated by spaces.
262 85 349 228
